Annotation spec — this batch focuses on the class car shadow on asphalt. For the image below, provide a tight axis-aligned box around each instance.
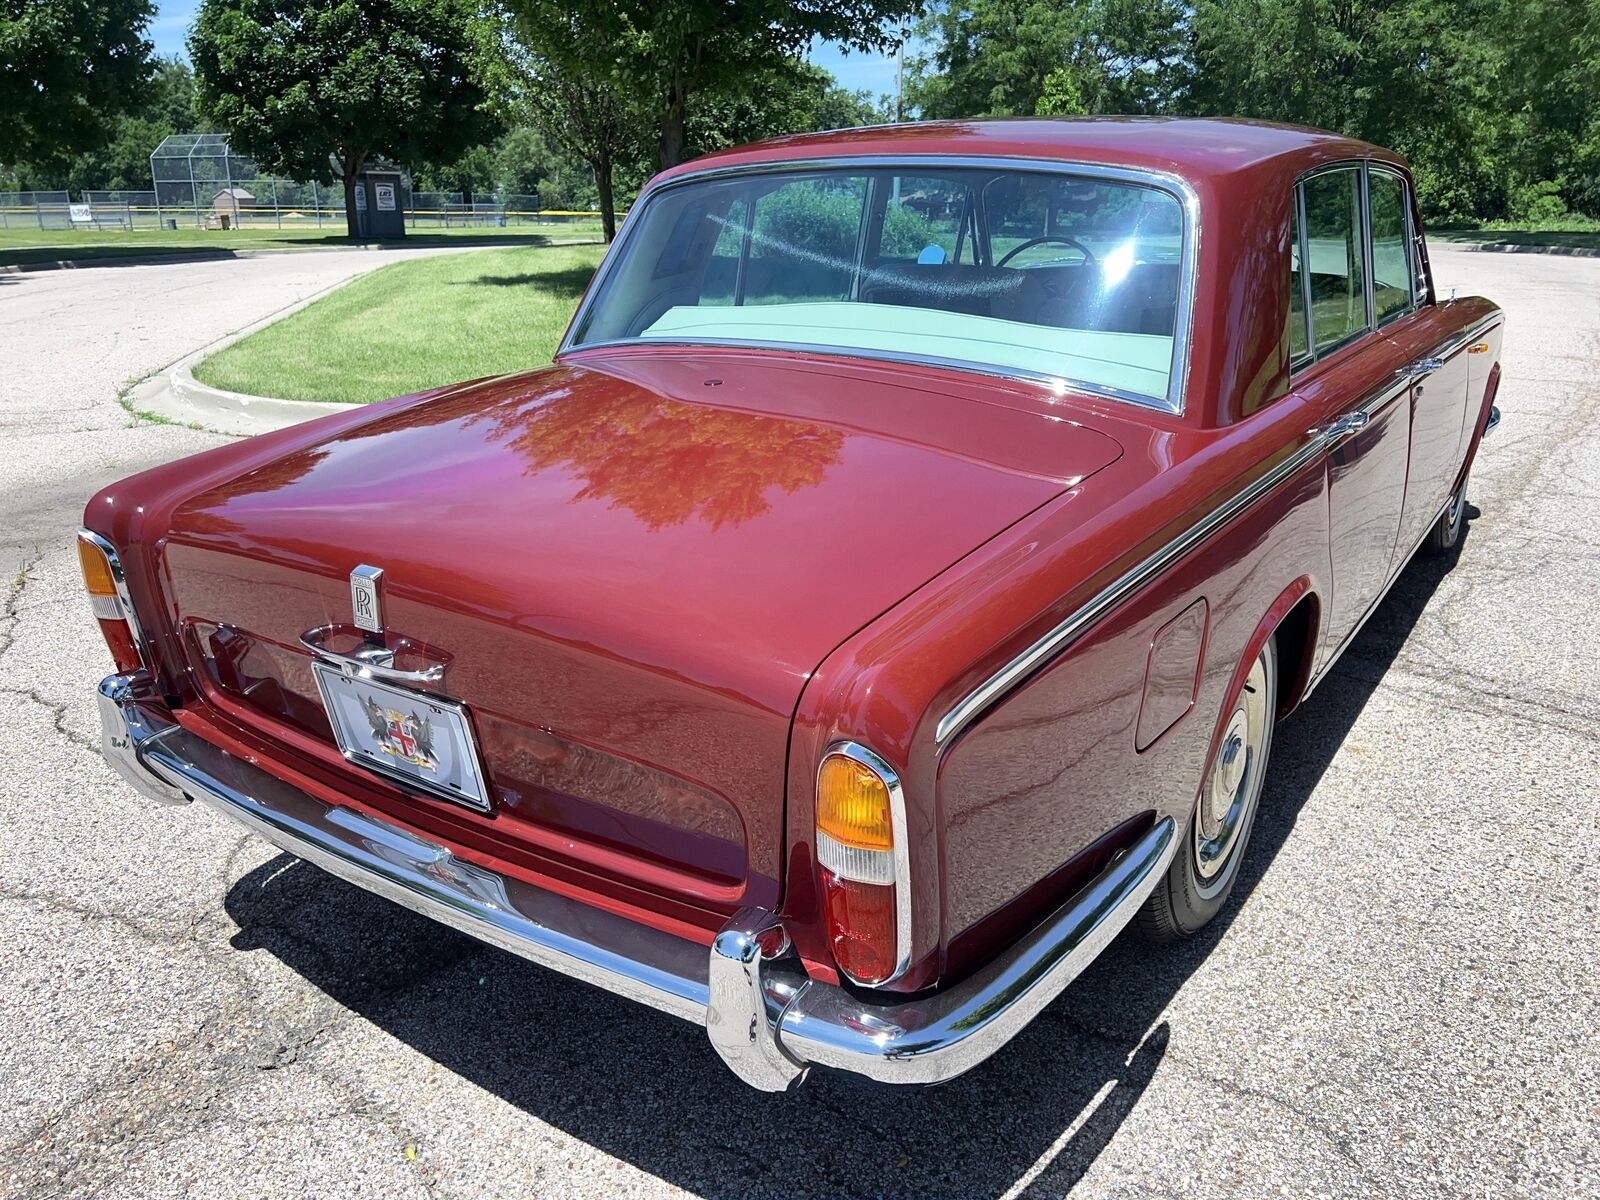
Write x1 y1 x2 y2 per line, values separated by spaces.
221 525 1472 1198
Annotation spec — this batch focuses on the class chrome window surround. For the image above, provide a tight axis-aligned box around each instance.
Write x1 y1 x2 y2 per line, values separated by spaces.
558 155 1201 416
935 306 1503 750
77 528 149 668
1297 162 1372 359
1289 187 1314 373
1289 159 1425 378
1368 163 1418 327
818 741 913 985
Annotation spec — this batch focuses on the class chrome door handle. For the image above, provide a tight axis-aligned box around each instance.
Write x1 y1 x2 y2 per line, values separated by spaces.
1396 357 1446 379
300 624 446 685
1318 411 1369 448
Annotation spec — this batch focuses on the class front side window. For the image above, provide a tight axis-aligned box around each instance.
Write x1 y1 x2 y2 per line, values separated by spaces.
1369 169 1414 323
569 165 1190 407
1301 168 1368 353
875 176 976 267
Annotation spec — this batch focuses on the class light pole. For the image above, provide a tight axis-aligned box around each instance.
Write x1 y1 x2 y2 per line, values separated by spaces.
895 19 905 123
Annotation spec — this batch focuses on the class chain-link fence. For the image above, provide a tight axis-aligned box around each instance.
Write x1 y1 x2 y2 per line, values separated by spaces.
2 140 613 238
0 190 70 228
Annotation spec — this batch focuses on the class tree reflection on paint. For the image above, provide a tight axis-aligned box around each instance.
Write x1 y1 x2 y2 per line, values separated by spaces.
466 376 845 531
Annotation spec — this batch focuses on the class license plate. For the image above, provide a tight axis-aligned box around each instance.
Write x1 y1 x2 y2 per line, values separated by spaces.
311 662 492 813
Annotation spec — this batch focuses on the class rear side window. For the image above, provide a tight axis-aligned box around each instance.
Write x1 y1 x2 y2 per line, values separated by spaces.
1301 168 1368 353
1369 170 1414 322
747 176 867 305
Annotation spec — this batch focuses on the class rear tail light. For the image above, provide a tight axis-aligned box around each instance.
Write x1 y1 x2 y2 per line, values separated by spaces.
77 530 145 673
816 744 908 986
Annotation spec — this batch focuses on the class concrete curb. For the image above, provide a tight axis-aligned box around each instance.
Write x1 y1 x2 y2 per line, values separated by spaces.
1446 240 1600 258
2 234 601 275
126 275 365 436
168 364 359 431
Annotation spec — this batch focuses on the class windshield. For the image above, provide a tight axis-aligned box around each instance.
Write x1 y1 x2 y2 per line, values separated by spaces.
568 163 1190 407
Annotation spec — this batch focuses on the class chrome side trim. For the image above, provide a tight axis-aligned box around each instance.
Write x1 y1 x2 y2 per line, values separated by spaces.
777 816 1178 1084
558 154 1201 416
1431 313 1503 362
818 741 913 984
935 327 1491 751
936 432 1328 747
77 529 150 666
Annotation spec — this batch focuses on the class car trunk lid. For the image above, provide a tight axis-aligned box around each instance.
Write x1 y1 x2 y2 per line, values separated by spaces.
158 352 1124 926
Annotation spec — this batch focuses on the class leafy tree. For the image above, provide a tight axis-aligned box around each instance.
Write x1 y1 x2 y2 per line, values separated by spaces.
905 0 1599 223
413 144 498 199
189 0 502 237
1 0 155 168
688 60 890 155
1489 0 1600 218
492 127 597 209
909 0 1186 119
505 0 921 171
492 18 649 241
1184 0 1505 218
8 56 195 192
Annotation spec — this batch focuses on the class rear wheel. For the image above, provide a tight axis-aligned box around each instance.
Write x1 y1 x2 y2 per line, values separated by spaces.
1138 636 1277 940
1423 474 1468 555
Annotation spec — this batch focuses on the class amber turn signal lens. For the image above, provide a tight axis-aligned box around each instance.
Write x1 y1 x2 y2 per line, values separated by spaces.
816 753 894 851
78 536 118 597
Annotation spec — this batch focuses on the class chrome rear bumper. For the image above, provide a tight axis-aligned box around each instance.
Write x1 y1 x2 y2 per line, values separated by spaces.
99 670 1175 1090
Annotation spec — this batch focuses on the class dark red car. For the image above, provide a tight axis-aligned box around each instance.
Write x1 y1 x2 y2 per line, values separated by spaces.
84 119 1503 1090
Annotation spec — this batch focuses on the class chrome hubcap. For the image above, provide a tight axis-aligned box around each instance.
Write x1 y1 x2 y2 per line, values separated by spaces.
1446 486 1464 528
1195 654 1270 882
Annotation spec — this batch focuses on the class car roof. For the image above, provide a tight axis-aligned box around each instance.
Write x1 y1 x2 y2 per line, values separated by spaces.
658 117 1406 188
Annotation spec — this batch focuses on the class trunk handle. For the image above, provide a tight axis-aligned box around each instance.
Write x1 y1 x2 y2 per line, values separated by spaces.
300 624 447 686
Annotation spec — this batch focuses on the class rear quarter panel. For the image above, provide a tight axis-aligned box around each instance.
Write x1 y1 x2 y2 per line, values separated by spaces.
782 386 1337 989
934 449 1328 976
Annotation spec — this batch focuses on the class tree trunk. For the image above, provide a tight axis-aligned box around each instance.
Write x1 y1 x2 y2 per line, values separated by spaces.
657 89 688 169
594 155 617 242
340 148 367 239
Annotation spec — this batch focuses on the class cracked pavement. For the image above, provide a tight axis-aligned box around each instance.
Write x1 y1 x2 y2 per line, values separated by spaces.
1 247 1597 1199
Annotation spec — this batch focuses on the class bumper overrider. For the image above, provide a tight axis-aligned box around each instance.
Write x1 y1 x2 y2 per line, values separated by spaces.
99 670 1176 1090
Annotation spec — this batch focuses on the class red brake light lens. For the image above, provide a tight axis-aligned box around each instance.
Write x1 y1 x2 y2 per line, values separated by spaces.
820 868 899 985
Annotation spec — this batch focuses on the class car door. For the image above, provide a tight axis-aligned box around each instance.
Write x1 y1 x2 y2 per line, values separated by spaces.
1290 164 1417 656
1371 167 1473 554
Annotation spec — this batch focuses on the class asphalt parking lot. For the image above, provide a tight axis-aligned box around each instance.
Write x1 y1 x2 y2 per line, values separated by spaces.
1 245 1596 1199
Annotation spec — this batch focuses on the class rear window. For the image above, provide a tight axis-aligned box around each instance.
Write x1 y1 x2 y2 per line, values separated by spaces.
569 164 1191 409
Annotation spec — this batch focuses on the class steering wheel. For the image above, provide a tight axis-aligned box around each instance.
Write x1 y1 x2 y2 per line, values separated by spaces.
996 235 1097 269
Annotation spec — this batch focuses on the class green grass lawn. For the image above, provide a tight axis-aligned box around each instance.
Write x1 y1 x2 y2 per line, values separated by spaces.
190 244 606 404
0 222 605 267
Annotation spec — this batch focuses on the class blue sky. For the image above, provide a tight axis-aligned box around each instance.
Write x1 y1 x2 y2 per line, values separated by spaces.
148 3 903 100
149 1 197 57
